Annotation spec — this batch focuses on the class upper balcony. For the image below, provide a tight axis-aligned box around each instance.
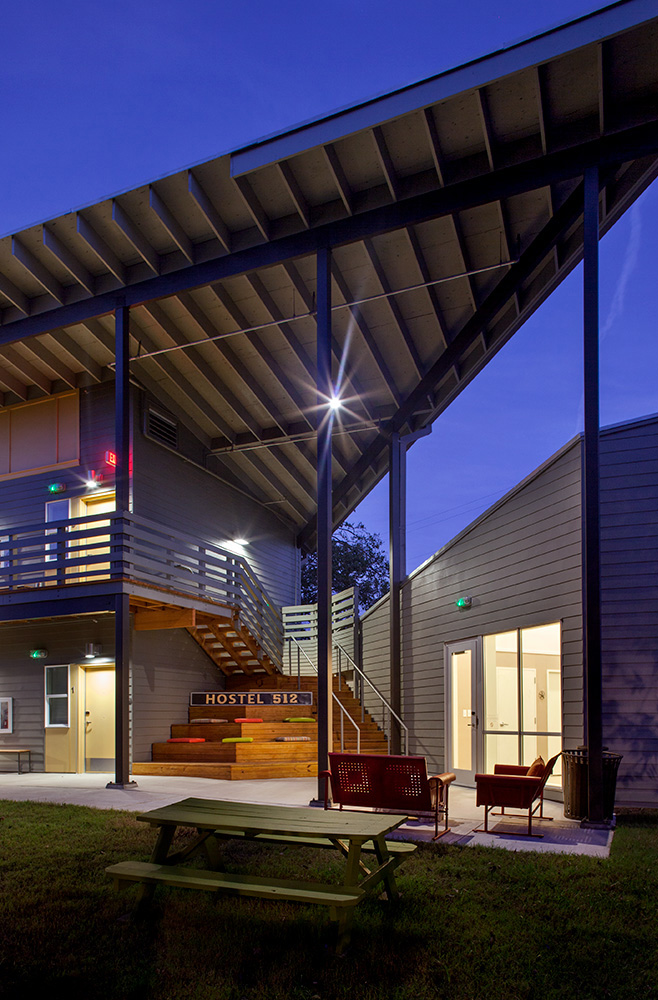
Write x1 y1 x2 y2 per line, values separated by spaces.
0 511 284 674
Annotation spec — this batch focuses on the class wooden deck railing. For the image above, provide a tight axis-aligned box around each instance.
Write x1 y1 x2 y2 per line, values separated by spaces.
0 511 283 670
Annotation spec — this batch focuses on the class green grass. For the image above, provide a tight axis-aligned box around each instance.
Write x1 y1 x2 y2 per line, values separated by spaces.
0 800 657 1000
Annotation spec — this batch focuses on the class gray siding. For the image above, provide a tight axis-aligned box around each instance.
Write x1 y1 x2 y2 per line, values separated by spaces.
0 616 115 772
600 417 658 807
361 440 583 776
133 405 299 609
132 629 222 762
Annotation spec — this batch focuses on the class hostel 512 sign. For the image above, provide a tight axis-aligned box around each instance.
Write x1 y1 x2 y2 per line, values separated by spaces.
190 690 313 707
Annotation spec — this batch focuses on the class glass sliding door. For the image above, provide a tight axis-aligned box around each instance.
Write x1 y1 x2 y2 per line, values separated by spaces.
482 623 562 787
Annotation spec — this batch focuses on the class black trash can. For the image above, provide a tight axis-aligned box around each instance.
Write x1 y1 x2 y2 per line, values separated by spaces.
562 747 623 820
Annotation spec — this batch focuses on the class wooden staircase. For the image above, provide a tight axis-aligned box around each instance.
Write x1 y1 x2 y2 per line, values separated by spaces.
186 610 280 676
132 672 389 781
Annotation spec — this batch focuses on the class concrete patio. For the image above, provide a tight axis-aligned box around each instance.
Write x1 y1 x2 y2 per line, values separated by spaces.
0 770 614 857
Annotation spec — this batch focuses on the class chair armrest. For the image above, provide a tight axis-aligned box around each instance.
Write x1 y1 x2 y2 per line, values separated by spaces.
428 772 456 787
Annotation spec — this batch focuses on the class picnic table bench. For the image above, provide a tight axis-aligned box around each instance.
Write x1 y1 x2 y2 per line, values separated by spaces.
106 796 416 953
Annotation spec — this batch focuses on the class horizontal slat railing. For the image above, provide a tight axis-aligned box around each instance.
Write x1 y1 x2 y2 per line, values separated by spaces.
0 512 283 670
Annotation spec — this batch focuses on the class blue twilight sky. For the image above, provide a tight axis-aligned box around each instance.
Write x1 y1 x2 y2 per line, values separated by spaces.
1 1 656 571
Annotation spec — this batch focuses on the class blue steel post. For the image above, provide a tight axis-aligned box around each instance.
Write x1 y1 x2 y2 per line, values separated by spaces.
388 432 405 755
107 304 135 788
315 247 334 803
582 167 603 822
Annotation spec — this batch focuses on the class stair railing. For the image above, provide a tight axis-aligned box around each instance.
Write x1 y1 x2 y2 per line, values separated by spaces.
334 642 409 755
285 636 360 753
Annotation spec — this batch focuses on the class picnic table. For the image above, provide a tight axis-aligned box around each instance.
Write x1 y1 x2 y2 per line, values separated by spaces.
106 796 416 952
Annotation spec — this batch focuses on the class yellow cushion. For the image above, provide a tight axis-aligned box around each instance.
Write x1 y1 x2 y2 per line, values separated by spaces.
527 755 545 776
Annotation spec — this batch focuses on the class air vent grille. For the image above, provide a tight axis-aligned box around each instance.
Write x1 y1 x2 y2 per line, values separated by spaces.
146 409 178 449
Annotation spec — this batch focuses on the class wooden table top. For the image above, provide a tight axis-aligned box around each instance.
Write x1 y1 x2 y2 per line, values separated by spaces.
137 797 408 841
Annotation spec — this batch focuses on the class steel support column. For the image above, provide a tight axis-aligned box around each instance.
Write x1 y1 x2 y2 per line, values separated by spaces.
115 303 131 514
107 304 136 789
388 433 406 754
108 592 133 787
315 246 334 802
582 167 604 823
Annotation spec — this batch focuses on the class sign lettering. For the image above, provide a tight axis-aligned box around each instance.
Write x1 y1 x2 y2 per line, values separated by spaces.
190 690 313 707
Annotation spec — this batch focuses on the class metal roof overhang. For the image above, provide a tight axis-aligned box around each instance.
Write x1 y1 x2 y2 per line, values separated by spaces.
0 0 656 550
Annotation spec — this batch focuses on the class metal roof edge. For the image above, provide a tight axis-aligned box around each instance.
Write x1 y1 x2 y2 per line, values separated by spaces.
230 0 657 177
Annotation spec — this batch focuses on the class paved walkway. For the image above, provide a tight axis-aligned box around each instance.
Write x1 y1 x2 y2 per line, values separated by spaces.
0 770 614 857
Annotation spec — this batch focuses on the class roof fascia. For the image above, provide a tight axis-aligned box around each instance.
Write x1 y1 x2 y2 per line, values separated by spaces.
230 0 657 177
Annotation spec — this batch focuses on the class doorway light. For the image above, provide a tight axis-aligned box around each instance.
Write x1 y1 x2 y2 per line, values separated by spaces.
85 643 103 659
85 470 104 489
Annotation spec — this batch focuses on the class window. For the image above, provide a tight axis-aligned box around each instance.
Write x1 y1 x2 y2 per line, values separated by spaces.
45 665 70 727
483 623 562 786
0 392 79 481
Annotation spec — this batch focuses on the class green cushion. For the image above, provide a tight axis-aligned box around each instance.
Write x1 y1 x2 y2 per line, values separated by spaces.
222 737 254 743
284 717 316 723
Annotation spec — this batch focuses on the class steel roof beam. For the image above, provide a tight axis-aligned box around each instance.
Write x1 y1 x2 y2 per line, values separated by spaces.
187 171 231 252
149 186 195 264
404 227 450 349
112 200 160 275
422 108 446 187
363 238 424 379
20 339 77 387
0 121 656 346
42 226 95 294
233 176 270 239
12 237 64 304
277 162 311 229
55 330 104 382
0 345 52 394
0 364 28 400
76 214 127 285
0 273 29 316
322 144 353 215
372 127 402 202
281 260 372 424
331 260 402 409
176 291 287 434
140 300 262 440
208 282 315 431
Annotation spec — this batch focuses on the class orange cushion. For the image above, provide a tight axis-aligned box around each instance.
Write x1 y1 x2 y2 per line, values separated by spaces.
167 738 205 743
234 718 263 723
527 755 545 776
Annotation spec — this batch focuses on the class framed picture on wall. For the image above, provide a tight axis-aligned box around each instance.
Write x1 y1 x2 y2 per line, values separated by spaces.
0 697 12 733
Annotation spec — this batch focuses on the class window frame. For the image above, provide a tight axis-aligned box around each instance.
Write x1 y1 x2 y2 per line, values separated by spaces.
44 664 70 729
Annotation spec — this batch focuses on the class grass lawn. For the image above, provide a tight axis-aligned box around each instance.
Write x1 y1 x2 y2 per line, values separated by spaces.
0 800 656 1000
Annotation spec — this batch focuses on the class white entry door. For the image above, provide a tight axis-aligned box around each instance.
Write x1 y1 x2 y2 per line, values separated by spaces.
445 639 480 785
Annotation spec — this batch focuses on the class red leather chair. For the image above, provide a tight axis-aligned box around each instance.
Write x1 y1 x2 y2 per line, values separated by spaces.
474 753 561 837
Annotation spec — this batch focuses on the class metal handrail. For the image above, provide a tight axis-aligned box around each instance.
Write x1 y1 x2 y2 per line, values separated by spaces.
285 636 360 753
334 641 409 755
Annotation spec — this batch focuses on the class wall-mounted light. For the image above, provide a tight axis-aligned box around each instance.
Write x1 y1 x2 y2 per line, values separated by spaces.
85 470 104 489
85 643 103 659
455 596 472 610
29 648 48 659
47 483 66 494
223 538 249 556
328 395 342 412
